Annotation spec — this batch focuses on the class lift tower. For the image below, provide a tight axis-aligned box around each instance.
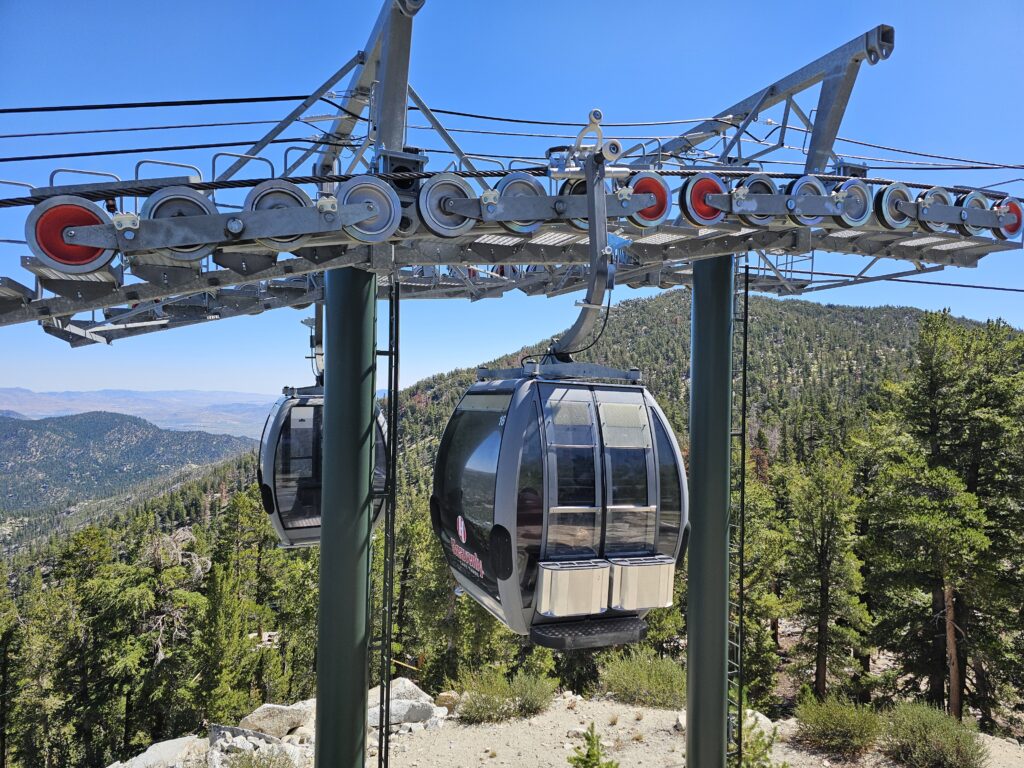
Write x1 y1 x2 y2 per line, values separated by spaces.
1 5 1020 768
318 3 417 765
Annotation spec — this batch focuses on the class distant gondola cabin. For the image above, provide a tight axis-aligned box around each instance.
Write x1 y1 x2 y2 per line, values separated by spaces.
259 390 387 548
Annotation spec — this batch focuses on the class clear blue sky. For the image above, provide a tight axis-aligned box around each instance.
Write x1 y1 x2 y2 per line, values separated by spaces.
0 1 1021 394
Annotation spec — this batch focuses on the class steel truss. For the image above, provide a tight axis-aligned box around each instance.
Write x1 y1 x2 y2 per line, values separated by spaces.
0 12 1019 346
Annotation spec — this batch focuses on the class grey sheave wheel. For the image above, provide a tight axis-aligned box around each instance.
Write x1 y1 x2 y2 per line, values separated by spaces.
916 187 953 234
140 186 219 261
833 179 872 229
735 174 777 228
244 179 313 252
785 175 827 227
495 172 546 234
418 173 478 238
954 190 989 238
336 176 402 243
558 178 591 231
874 183 914 230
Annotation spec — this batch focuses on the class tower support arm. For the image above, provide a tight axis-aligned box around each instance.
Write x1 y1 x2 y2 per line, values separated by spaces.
633 25 894 165
216 51 363 182
291 1 396 176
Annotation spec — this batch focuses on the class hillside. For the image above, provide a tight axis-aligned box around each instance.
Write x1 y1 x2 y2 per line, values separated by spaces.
0 411 254 519
0 388 274 438
399 292 926 481
0 293 1019 768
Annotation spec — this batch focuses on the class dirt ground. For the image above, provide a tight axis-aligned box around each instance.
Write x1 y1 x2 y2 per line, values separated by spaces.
378 694 1024 768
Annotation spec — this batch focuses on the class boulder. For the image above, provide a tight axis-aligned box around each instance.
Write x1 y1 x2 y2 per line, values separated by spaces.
209 724 281 748
283 725 314 745
434 690 460 714
265 742 311 767
744 709 774 736
369 677 433 709
226 735 254 754
774 717 798 742
106 735 208 768
674 710 687 733
239 702 312 739
390 677 433 704
367 698 435 727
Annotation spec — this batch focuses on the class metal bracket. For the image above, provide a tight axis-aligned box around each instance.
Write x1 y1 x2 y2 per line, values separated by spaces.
444 192 655 223
896 201 1015 229
67 200 377 253
707 192 845 217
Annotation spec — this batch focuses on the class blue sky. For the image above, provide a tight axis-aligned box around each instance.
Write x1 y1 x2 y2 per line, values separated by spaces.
0 0 1021 394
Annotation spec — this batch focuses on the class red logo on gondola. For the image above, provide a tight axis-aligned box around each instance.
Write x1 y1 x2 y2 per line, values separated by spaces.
456 515 467 543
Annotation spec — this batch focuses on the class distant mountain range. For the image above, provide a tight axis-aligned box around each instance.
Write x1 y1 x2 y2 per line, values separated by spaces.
0 411 254 517
0 387 277 439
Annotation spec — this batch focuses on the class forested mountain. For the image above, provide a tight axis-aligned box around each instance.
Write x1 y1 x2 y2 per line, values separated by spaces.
399 292 925 486
0 411 253 520
0 292 1019 768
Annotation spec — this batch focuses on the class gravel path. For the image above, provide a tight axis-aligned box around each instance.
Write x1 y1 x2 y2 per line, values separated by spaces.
379 695 1024 768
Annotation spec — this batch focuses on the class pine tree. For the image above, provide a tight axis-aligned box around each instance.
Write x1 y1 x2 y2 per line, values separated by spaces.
11 570 78 768
738 471 790 711
785 450 868 699
198 563 252 724
0 564 19 768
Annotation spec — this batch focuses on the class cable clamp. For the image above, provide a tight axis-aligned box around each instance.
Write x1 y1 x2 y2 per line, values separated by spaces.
112 212 139 231
317 195 338 213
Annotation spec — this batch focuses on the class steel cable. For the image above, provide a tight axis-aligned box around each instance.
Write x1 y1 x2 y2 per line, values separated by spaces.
0 95 307 115
3 164 1020 210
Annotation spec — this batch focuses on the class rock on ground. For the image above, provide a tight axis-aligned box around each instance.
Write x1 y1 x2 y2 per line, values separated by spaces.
238 700 315 739
368 698 436 727
106 735 207 768
434 690 460 714
367 678 446 727
674 710 686 732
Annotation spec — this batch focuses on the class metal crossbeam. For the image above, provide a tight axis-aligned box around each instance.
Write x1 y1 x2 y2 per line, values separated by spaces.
1 215 1016 338
628 25 894 171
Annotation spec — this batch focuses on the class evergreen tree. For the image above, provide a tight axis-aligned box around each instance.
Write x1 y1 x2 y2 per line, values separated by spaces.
0 565 19 768
198 563 252 724
785 450 868 699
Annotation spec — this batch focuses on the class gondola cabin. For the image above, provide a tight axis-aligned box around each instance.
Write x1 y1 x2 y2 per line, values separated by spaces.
431 377 688 649
259 387 388 548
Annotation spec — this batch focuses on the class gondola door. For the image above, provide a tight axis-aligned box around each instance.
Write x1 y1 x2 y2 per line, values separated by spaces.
597 390 658 557
275 401 323 532
539 385 603 561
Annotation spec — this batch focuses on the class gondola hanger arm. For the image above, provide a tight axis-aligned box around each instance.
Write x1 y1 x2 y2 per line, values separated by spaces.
548 110 616 362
